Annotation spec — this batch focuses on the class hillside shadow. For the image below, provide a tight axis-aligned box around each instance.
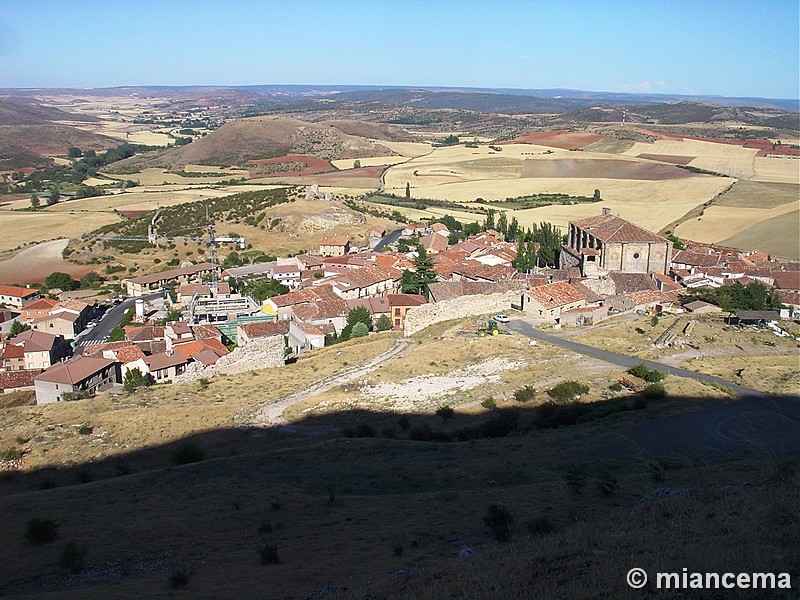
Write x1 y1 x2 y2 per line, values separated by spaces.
2 392 798 497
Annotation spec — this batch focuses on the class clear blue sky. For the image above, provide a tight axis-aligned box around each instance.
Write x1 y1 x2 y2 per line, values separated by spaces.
1 0 798 99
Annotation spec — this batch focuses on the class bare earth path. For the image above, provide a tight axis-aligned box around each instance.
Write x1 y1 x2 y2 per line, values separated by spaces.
246 338 417 427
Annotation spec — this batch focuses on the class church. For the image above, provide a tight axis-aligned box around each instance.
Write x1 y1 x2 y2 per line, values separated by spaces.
560 208 673 276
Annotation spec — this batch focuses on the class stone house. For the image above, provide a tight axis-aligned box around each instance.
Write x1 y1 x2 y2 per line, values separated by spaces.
319 235 350 257
525 281 586 322
329 265 402 299
236 320 290 346
34 356 120 404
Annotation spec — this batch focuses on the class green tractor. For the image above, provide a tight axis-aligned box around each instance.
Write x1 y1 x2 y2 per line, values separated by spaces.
476 319 510 337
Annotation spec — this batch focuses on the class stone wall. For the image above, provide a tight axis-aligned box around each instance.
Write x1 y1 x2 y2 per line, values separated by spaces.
174 335 285 383
403 291 521 337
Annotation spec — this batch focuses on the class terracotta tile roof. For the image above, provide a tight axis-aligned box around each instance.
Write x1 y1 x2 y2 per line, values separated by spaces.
347 297 390 314
22 298 58 313
0 284 37 298
386 294 426 307
527 281 585 309
193 349 223 367
173 339 229 361
625 290 668 305
138 340 167 355
7 330 59 352
0 369 39 390
419 232 449 253
270 284 341 308
179 283 210 296
319 235 350 247
295 254 325 268
2 343 24 359
367 225 386 237
684 300 721 312
145 351 188 371
451 262 516 283
572 214 667 244
35 356 115 385
83 341 146 363
773 271 800 291
125 325 165 343
609 272 656 295
167 322 192 336
651 272 684 292
671 250 721 267
292 298 349 321
571 282 604 303
240 320 290 338
192 324 221 340
776 290 800 306
431 223 450 233
331 265 402 292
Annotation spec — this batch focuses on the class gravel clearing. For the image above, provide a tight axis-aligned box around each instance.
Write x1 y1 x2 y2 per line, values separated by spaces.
357 357 525 411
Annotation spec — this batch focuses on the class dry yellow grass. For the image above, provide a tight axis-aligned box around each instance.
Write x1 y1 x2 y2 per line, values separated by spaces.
111 167 244 186
0 211 119 251
330 156 408 169
751 156 800 184
674 201 798 243
622 138 759 178
379 140 434 157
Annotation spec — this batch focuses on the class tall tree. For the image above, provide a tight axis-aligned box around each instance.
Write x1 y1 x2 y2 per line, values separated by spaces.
30 193 40 209
405 182 411 199
47 185 60 206
497 211 508 240
410 245 438 299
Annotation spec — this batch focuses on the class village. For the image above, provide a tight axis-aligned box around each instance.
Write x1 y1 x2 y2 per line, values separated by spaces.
0 205 797 407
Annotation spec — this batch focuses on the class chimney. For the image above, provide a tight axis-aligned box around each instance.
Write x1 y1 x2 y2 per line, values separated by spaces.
602 207 611 216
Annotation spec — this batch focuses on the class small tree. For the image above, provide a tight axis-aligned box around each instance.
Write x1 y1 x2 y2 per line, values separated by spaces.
375 314 392 331
47 186 60 206
405 182 411 199
593 188 601 201
45 271 78 291
30 193 40 209
123 368 150 393
8 320 30 338
353 159 361 169
346 306 372 329
67 146 82 159
351 322 369 338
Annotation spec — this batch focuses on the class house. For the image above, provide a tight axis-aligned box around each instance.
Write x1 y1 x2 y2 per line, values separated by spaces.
236 320 290 346
560 208 673 276
83 341 149 378
3 330 71 371
418 232 449 254
346 296 391 323
525 281 586 322
560 305 608 327
124 262 215 297
430 222 450 236
0 284 39 308
385 294 426 329
34 356 120 404
20 298 59 322
0 370 38 394
173 339 229 366
265 284 350 331
30 312 82 339
329 265 402 299
319 235 351 257
728 310 781 327
177 283 211 303
366 226 387 249
450 262 516 283
288 321 327 354
144 352 189 382
270 264 302 289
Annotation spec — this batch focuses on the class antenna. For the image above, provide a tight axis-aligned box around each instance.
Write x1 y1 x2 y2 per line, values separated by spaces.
206 206 218 293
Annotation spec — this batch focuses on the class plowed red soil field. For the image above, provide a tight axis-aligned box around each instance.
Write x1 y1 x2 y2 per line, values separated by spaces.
506 130 606 149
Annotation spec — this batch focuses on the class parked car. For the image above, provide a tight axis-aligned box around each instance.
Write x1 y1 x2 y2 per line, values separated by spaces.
493 314 510 323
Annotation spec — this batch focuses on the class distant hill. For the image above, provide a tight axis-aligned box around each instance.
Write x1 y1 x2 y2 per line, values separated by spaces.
105 116 402 172
0 97 100 125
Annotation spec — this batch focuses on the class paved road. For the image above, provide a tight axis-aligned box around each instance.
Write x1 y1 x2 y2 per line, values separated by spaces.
508 318 800 460
507 319 764 396
73 292 162 354
373 228 404 252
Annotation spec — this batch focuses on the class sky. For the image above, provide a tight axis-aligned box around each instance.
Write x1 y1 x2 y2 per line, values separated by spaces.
1 0 798 99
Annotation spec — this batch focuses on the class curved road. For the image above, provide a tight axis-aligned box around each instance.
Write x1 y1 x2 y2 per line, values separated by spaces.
508 318 800 460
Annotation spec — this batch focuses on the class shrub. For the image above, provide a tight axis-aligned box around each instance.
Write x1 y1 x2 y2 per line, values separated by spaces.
642 383 667 399
513 385 536 403
436 405 455 421
628 364 666 382
198 378 210 390
1 448 24 461
258 544 280 564
375 314 392 332
481 396 497 410
168 567 192 588
170 441 204 465
26 518 59 544
78 425 93 435
351 322 369 338
59 540 87 573
526 516 555 536
484 504 513 542
609 382 623 392
547 381 589 402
